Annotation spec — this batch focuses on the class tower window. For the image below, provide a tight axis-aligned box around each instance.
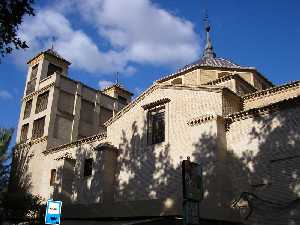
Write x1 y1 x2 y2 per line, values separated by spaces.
47 63 62 77
20 123 29 142
84 158 93 177
32 116 45 139
147 106 165 145
30 64 38 80
35 91 49 114
80 99 94 124
23 99 32 119
50 169 56 186
117 95 127 105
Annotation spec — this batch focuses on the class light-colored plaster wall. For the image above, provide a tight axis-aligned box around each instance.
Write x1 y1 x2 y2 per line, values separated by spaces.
226 105 300 225
243 85 300 110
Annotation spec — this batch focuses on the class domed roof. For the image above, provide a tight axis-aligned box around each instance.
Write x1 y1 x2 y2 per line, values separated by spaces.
181 56 244 71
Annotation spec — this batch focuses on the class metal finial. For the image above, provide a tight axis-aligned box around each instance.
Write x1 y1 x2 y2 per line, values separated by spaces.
51 36 56 50
203 13 216 58
115 72 119 85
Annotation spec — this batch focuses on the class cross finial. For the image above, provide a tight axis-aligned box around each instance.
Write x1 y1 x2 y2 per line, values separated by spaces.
203 12 216 58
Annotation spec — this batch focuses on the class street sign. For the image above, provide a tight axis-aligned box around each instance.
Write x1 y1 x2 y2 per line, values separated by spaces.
45 199 62 225
182 158 203 201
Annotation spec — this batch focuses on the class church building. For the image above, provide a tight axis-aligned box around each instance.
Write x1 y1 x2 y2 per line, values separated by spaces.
11 19 300 225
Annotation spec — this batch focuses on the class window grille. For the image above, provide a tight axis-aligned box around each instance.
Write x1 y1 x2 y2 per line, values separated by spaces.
20 123 29 142
147 106 165 145
26 78 36 95
35 91 49 113
23 99 32 119
30 64 38 80
32 116 45 139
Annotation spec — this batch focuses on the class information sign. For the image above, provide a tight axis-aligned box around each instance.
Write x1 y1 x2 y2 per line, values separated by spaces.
45 199 62 225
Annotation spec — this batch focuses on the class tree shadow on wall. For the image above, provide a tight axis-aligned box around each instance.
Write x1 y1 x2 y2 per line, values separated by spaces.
218 104 300 225
2 145 44 223
51 103 300 225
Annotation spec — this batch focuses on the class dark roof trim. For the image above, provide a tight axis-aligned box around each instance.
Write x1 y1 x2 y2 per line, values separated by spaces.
142 98 171 110
225 95 300 130
205 74 257 93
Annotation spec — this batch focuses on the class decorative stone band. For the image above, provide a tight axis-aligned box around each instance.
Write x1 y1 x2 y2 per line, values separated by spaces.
226 95 300 130
205 74 256 92
141 98 171 110
54 152 75 161
42 132 107 155
187 114 219 126
16 136 48 150
23 82 55 102
243 80 300 101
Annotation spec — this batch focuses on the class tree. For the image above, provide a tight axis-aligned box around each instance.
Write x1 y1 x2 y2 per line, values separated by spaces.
0 0 35 60
0 128 13 193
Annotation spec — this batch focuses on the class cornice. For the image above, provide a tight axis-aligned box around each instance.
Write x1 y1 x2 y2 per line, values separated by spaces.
23 82 55 102
243 80 300 101
43 132 107 155
16 136 48 149
187 114 219 126
54 152 75 161
205 74 257 92
226 95 300 130
142 98 171 110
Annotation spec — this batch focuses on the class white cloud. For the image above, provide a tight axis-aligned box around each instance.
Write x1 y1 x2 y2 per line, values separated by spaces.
98 80 114 89
16 0 200 75
0 90 13 100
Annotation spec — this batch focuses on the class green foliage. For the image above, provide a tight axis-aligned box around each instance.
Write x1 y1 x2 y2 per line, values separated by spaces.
0 128 13 193
0 0 35 60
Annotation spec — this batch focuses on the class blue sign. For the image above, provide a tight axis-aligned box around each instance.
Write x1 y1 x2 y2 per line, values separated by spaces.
45 199 62 225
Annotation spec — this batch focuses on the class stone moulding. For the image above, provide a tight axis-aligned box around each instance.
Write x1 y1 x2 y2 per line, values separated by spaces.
205 74 257 92
54 152 75 161
225 95 300 130
16 136 48 150
23 82 55 102
243 80 300 101
187 114 219 126
141 98 171 110
42 132 107 155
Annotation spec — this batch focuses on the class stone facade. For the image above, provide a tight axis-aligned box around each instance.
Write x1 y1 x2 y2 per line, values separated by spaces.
11 42 300 225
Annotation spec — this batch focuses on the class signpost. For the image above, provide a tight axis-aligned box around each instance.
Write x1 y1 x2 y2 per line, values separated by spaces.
182 157 203 225
45 199 62 225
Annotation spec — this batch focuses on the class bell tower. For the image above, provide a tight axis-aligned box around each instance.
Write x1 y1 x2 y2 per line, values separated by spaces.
16 49 71 144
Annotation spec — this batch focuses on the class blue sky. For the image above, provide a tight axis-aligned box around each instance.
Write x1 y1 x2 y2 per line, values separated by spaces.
0 0 299 145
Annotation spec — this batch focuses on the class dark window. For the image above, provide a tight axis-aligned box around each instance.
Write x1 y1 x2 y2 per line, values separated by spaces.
50 169 56 186
20 123 29 142
30 64 38 80
80 99 94 124
23 99 32 119
84 158 93 177
26 78 36 95
47 63 62 77
32 116 45 139
147 106 165 145
35 91 49 113
117 95 127 105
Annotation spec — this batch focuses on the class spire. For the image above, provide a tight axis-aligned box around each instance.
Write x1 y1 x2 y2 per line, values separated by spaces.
203 14 216 58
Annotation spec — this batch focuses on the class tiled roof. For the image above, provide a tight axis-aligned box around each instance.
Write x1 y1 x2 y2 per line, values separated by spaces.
179 57 248 72
27 48 71 65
